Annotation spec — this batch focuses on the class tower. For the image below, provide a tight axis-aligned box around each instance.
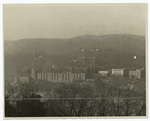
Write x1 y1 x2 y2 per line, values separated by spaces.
31 68 37 79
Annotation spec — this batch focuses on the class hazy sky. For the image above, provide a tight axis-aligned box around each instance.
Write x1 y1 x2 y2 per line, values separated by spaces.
3 4 147 40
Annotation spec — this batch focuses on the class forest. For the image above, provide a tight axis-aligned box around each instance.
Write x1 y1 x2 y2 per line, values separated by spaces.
5 76 146 117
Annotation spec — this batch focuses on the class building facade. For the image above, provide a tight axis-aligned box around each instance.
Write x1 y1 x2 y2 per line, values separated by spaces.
129 69 142 79
37 72 86 83
112 69 124 76
31 68 37 79
14 77 31 83
99 71 108 76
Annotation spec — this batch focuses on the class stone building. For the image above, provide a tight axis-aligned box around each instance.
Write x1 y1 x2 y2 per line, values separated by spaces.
112 69 124 76
37 72 85 83
31 68 37 79
78 57 95 65
129 71 137 78
77 49 96 65
129 69 143 79
99 71 108 76
14 77 31 83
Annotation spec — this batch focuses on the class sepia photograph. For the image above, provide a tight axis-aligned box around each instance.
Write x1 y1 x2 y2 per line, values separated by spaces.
3 3 148 119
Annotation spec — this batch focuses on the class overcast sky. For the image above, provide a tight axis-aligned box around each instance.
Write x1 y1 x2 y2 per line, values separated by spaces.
3 4 147 40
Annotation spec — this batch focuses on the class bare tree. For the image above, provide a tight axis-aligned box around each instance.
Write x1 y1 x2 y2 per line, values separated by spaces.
17 81 39 98
43 83 97 116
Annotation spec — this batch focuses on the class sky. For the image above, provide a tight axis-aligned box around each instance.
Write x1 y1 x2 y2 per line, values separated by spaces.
3 3 147 40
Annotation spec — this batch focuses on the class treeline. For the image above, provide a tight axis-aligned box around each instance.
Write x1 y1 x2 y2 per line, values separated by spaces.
5 76 146 117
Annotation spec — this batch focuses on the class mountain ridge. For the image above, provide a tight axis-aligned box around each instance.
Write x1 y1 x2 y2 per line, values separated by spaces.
4 34 145 56
4 34 145 42
4 34 145 70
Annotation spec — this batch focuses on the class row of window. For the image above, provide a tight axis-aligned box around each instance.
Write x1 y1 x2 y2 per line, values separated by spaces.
37 73 85 81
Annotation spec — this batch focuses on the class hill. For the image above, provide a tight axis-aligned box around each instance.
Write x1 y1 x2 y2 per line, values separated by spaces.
4 34 145 56
4 34 146 69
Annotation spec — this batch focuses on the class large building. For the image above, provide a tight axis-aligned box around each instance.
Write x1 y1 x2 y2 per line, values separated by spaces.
99 71 108 76
14 77 31 83
31 68 37 79
78 56 95 65
112 69 124 76
129 69 145 79
37 72 86 83
110 68 145 79
77 49 96 65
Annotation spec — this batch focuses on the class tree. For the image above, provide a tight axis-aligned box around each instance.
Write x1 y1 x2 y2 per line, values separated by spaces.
5 83 18 117
6 81 45 117
15 94 45 117
17 81 38 98
94 78 112 116
5 99 17 117
44 83 97 116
